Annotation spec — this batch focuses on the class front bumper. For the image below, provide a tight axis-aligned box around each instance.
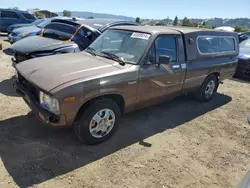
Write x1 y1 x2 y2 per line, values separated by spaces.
13 79 68 127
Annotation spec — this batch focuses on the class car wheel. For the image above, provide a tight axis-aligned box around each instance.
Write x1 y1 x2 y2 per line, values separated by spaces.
73 98 121 145
196 74 219 102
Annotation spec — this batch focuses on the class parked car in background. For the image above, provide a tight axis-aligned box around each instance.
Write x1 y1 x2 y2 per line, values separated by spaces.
13 26 238 144
7 18 45 34
6 19 140 64
8 16 76 43
235 39 250 78
0 8 36 32
239 32 250 43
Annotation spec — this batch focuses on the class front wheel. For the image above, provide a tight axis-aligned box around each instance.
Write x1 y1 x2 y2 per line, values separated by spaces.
195 74 219 102
73 98 121 145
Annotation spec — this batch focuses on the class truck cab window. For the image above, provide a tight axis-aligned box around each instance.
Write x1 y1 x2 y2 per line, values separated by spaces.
155 36 177 62
1 11 19 19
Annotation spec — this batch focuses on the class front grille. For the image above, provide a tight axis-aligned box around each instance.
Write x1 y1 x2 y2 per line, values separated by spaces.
18 73 39 101
15 53 31 63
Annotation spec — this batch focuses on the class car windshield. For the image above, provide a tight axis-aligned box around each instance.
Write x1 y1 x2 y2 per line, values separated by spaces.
240 39 250 48
32 19 46 26
87 30 151 64
37 19 52 28
42 22 79 41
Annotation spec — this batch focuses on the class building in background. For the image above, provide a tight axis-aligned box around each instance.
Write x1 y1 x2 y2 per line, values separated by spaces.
28 9 58 18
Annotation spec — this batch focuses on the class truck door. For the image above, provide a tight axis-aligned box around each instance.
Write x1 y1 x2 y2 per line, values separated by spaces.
137 35 186 105
0 11 21 31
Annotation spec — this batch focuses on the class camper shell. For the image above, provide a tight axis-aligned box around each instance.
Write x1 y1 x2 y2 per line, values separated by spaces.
109 25 239 61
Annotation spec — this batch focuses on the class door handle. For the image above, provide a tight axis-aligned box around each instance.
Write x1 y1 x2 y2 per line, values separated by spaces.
172 65 181 70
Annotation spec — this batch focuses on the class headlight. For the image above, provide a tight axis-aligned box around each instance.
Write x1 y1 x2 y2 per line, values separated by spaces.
39 91 60 115
18 32 30 37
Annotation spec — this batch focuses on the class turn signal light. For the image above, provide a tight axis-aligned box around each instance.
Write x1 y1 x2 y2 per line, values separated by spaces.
64 97 76 102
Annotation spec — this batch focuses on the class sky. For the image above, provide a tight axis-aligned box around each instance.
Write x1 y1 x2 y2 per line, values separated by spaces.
1 0 249 19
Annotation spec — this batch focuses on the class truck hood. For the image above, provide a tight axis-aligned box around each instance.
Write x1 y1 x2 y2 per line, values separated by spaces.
16 52 129 92
9 36 75 54
9 23 32 29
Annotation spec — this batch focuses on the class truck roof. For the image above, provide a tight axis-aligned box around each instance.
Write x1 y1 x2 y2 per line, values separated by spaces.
0 8 29 13
110 25 234 35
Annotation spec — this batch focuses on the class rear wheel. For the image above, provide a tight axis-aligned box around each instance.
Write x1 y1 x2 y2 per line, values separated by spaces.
73 98 121 145
195 74 219 102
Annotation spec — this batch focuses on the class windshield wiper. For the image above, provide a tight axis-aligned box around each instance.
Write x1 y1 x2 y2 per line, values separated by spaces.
85 47 96 56
100 51 125 66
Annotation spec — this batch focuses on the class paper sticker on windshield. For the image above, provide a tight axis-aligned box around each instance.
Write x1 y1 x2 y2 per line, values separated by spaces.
131 32 150 40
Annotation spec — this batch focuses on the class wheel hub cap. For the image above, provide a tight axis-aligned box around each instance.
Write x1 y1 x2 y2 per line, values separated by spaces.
89 109 115 138
205 80 216 98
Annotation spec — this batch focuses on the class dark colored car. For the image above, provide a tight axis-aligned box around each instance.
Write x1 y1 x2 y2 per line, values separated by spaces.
7 18 45 34
6 19 140 64
8 16 76 44
239 32 250 43
14 26 238 144
235 39 250 78
0 9 36 32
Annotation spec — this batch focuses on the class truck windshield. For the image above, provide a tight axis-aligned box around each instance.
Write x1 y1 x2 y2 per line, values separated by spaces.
87 29 151 64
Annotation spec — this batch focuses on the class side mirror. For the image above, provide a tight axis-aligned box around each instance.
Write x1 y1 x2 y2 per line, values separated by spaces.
158 55 171 64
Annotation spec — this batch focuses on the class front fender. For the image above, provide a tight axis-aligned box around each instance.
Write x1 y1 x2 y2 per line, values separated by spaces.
81 88 124 105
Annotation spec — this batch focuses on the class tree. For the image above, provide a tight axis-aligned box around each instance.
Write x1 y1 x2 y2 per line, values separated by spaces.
34 12 44 18
199 24 212 29
181 17 199 27
173 16 178 26
155 22 165 26
63 10 71 17
136 17 141 23
192 22 199 27
182 17 191 26
234 26 249 33
8 7 19 10
32 8 44 18
159 17 171 25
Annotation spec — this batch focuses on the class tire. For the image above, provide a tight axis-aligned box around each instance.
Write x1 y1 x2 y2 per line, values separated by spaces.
73 98 121 145
195 74 219 102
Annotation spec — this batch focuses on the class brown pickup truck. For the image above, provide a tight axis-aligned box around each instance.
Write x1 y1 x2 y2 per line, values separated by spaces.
14 26 239 145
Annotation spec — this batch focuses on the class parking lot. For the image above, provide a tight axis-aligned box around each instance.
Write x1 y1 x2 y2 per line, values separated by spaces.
0 34 250 188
